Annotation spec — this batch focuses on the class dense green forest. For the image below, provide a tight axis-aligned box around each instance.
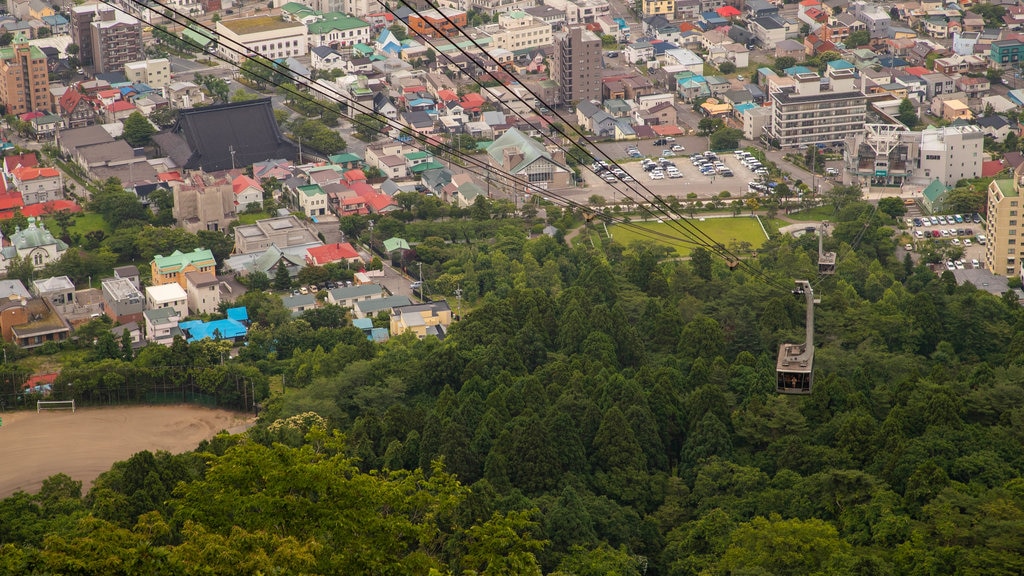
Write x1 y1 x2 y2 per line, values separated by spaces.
4 200 1024 574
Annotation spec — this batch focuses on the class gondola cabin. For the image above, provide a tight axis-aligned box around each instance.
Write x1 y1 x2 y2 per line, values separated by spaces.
776 280 817 395
817 221 835 275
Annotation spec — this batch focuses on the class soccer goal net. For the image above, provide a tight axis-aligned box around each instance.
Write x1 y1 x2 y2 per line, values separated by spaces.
37 400 75 413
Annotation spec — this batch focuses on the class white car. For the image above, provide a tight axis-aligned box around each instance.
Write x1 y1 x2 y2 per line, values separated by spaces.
671 144 685 152
946 261 956 271
955 260 965 269
914 230 924 238
952 238 960 245
972 259 980 268
964 239 972 246
651 171 664 179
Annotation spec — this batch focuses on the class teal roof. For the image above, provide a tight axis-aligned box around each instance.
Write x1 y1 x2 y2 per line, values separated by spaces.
281 1 318 16
992 179 1018 198
922 179 951 203
353 43 374 56
298 184 325 197
827 59 855 70
9 219 67 253
404 151 430 161
152 248 215 274
329 152 362 164
308 13 370 34
486 127 566 174
182 26 215 47
383 237 409 252
410 161 445 174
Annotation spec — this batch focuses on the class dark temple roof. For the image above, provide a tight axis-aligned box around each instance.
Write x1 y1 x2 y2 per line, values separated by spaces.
152 98 298 172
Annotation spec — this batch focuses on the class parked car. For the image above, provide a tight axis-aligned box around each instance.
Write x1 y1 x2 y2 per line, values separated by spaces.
654 138 668 146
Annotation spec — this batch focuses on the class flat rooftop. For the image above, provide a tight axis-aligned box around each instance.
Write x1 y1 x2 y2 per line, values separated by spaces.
218 16 305 35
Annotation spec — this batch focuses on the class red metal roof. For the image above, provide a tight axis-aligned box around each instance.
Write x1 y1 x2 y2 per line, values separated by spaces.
3 153 38 173
0 191 24 211
306 242 361 265
11 166 59 181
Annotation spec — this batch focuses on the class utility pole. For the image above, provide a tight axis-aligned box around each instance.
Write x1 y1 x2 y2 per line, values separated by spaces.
454 285 462 320
229 145 236 170
417 261 423 297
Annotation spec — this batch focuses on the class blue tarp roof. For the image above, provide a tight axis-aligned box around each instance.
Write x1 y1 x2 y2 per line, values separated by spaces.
179 319 247 342
227 306 248 322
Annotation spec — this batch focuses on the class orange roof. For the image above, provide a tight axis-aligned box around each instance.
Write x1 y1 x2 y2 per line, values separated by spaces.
651 124 683 135
306 242 361 265
12 166 59 181
904 66 930 76
717 5 741 16
436 89 459 101
23 372 58 390
0 191 24 211
366 193 396 213
157 171 182 182
799 0 820 5
97 89 121 98
344 169 366 182
232 174 262 194
982 160 1006 178
107 100 135 112
12 200 82 219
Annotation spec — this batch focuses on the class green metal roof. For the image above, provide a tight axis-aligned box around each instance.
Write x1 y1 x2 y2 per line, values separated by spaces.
410 161 445 174
404 151 430 161
383 237 410 252
182 27 214 47
0 45 45 61
329 152 362 164
153 248 216 273
486 127 565 174
921 178 950 204
308 13 370 34
298 184 325 197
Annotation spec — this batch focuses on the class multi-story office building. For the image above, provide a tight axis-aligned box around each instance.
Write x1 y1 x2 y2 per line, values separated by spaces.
990 38 1024 68
765 69 866 149
0 44 49 115
407 7 467 38
846 124 983 187
72 5 143 73
986 174 1022 277
554 26 601 106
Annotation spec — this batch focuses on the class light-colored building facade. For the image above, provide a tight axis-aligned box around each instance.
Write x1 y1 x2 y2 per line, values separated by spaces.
151 248 217 290
88 6 144 73
845 124 984 187
124 58 172 88
766 69 866 149
483 11 552 53
232 214 321 254
185 270 221 315
986 176 1021 277
216 16 308 64
11 166 62 205
145 283 189 319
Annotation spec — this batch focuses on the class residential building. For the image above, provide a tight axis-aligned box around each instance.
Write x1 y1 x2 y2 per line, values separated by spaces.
33 276 74 308
0 218 67 272
986 175 1022 276
0 44 48 115
185 270 220 315
233 174 263 210
991 38 1024 67
215 16 308 64
30 114 62 138
486 127 571 192
232 214 320 254
178 308 248 343
469 0 536 16
146 283 189 318
143 307 182 345
73 5 143 73
310 45 345 70
542 0 609 24
11 166 62 206
101 276 145 324
643 0 674 18
3 153 37 180
306 242 361 266
1 297 70 349
123 58 171 88
765 69 866 149
554 26 602 106
164 81 205 109
353 294 412 319
407 7 467 38
390 300 452 339
114 264 140 289
297 184 329 217
327 282 384 308
151 248 217 290
282 293 316 315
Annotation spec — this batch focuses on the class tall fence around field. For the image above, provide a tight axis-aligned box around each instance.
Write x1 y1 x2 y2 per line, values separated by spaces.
0 366 258 414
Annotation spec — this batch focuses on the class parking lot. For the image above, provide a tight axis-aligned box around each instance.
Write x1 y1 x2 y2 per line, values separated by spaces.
581 144 769 203
906 213 987 270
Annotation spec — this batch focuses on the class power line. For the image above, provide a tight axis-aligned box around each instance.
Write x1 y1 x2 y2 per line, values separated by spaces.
101 0 771 277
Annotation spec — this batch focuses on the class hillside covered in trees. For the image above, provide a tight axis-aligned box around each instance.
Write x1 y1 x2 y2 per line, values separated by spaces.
4 201 1024 574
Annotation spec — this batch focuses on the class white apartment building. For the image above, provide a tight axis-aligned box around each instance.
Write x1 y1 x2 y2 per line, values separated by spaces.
541 0 610 24
123 58 171 88
481 11 552 52
145 283 188 319
766 69 866 149
216 16 308 64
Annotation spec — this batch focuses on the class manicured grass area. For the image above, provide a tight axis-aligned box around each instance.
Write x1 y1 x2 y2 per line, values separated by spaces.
238 212 273 225
785 206 835 222
41 212 111 237
609 216 770 257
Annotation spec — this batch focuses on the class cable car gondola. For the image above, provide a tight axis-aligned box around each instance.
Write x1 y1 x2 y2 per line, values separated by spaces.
818 221 836 275
777 280 817 394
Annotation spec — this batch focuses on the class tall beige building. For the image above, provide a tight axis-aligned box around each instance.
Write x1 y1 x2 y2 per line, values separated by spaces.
0 44 49 115
985 173 1022 277
554 26 601 107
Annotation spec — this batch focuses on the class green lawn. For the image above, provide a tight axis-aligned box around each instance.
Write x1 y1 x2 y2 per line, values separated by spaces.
609 216 770 257
41 212 111 237
238 211 273 225
785 206 835 222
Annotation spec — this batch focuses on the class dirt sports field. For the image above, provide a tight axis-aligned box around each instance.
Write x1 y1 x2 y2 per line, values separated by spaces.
0 405 254 498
